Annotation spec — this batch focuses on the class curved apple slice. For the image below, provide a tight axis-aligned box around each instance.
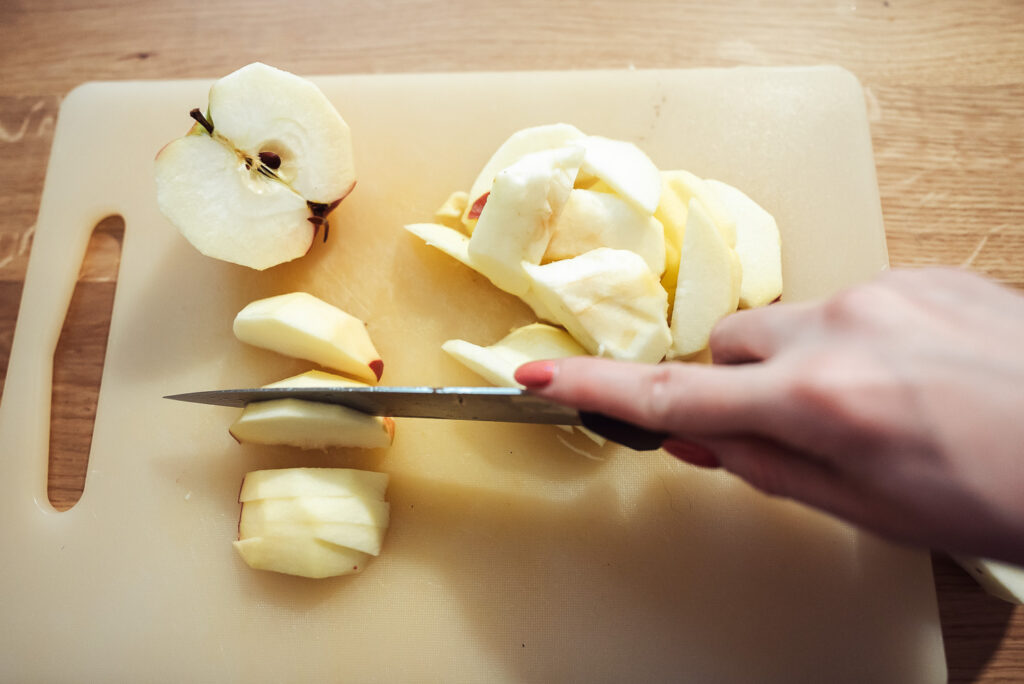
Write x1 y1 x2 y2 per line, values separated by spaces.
442 323 586 387
464 123 585 225
155 134 313 270
576 136 662 215
233 292 384 383
209 62 355 205
233 536 370 578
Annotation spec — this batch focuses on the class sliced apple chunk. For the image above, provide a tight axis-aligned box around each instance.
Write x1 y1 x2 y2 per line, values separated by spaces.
670 200 742 358
233 536 370 579
442 323 587 388
661 170 737 247
240 466 389 502
467 146 584 296
706 179 783 308
242 496 391 528
576 136 662 215
464 123 586 226
524 248 671 364
233 292 383 383
545 189 666 276
240 519 385 557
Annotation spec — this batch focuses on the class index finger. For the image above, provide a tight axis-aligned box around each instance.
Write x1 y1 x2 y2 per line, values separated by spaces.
516 356 780 437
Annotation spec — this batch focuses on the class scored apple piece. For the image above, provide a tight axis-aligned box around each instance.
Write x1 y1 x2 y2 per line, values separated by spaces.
154 62 356 270
545 189 666 276
233 292 383 383
575 136 663 215
670 199 742 358
524 248 672 364
233 536 370 579
229 372 394 450
706 179 783 308
403 222 557 322
242 496 391 528
442 323 587 388
467 146 584 296
463 123 586 228
240 466 389 502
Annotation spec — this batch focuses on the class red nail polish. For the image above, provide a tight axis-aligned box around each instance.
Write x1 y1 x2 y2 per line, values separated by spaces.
662 438 721 469
514 361 556 389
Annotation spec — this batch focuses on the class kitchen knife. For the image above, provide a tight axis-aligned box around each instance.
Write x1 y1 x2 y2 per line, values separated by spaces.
164 386 667 450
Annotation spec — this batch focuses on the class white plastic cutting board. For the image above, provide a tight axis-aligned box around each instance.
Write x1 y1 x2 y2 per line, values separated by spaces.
0 67 946 682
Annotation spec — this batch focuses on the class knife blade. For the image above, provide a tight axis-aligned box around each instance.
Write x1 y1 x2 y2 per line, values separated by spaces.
163 386 667 450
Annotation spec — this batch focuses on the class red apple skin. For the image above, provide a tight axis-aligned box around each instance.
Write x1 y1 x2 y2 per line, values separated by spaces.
369 359 384 382
467 192 489 219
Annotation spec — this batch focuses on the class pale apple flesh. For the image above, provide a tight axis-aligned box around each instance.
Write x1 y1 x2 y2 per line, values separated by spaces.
575 136 663 215
233 536 370 579
233 292 384 383
154 62 355 270
240 465 389 502
955 556 1024 604
442 322 587 388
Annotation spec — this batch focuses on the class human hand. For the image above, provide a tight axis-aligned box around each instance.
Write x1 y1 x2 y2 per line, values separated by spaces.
515 268 1024 564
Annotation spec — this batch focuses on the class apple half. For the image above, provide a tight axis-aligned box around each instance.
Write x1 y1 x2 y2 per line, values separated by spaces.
229 371 394 449
234 467 390 578
155 62 355 270
233 292 384 383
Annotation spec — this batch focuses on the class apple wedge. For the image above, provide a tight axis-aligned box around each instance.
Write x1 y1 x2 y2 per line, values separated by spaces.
576 136 663 215
463 123 586 227
653 174 688 312
545 189 666 276
240 466 389 502
661 170 737 246
233 536 370 579
233 292 384 383
403 222 557 322
229 372 394 450
670 199 742 358
523 248 671 364
442 323 586 388
706 179 783 308
155 62 355 270
467 145 584 296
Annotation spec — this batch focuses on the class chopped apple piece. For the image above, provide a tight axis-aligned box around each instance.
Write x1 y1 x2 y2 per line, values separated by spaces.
670 200 742 357
576 136 662 214
524 248 671 364
233 292 383 383
233 536 370 579
242 496 391 527
706 179 783 308
403 222 557 322
154 62 355 270
434 190 469 232
661 170 737 247
442 323 586 387
240 519 385 556
240 466 389 502
464 123 586 226
955 557 1024 604
545 189 666 276
467 146 584 296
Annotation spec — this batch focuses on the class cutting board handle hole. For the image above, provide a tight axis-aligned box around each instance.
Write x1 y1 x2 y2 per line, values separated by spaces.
48 214 124 511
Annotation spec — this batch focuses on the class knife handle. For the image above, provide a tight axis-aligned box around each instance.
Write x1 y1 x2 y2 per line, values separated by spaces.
578 411 668 451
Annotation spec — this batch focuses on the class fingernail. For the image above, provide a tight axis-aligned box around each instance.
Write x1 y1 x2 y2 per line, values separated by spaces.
662 438 721 469
514 360 557 389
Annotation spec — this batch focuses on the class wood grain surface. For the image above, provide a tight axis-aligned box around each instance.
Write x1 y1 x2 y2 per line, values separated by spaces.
1 1 1021 681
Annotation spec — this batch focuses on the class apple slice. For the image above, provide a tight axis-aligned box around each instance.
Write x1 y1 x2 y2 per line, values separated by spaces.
233 292 383 383
463 123 586 227
575 136 662 215
705 179 783 308
523 248 672 364
467 145 584 296
229 373 394 449
442 322 587 387
233 536 370 579
240 519 385 557
242 496 391 528
670 199 742 358
661 170 737 246
403 222 557 322
955 557 1024 604
434 190 469 232
155 63 355 270
545 189 666 276
240 466 388 502
653 174 689 312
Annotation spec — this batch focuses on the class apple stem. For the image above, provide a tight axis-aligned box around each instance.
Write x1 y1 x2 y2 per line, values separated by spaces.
189 108 214 135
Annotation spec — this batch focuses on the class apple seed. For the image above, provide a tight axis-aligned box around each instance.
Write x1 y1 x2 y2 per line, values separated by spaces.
259 151 282 170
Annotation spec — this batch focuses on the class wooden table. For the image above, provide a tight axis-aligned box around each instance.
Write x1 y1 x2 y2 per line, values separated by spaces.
0 1 1021 680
